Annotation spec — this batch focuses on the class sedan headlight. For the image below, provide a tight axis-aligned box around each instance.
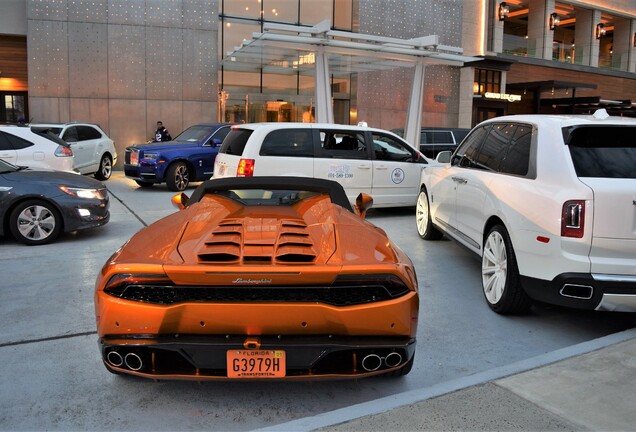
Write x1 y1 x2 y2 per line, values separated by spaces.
59 186 106 199
143 152 160 160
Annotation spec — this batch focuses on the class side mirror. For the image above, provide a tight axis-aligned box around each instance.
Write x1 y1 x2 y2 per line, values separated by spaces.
171 193 189 210
211 138 222 147
355 193 373 219
436 151 452 164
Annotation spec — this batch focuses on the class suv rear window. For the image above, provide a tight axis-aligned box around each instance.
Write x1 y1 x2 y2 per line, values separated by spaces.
564 126 636 178
219 129 253 156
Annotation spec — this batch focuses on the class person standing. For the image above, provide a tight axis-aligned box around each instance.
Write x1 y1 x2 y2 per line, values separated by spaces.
154 121 172 142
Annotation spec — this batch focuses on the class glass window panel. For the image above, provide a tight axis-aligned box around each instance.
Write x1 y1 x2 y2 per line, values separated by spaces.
300 0 332 26
222 21 260 58
263 0 298 23
223 0 262 19
334 0 352 30
262 72 297 92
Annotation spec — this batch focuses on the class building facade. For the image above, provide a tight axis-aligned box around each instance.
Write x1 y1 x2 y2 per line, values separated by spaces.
0 0 634 167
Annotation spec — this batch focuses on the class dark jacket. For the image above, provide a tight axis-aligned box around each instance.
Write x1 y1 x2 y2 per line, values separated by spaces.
154 126 172 142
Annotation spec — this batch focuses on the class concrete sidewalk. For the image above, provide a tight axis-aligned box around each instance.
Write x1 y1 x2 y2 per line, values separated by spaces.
259 328 636 431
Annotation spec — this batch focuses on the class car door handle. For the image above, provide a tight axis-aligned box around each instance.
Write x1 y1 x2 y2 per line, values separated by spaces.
358 164 371 170
452 176 468 184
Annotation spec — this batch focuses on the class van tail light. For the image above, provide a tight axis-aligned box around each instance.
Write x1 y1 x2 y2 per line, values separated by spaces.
55 145 73 157
561 200 585 238
237 158 255 177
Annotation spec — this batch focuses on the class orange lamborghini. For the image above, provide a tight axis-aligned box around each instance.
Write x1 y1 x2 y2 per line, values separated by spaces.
94 177 419 380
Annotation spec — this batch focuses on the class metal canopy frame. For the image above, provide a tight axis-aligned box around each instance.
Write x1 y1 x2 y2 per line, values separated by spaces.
223 20 479 148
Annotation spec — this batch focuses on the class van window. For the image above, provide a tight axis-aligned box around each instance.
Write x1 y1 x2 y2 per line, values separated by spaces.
564 126 636 178
260 129 313 157
371 132 416 162
421 131 453 145
220 129 253 156
317 130 368 160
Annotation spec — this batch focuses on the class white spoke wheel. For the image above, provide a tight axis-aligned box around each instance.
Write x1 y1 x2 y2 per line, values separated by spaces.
95 154 112 180
167 162 190 191
416 190 442 240
481 225 532 314
9 200 62 245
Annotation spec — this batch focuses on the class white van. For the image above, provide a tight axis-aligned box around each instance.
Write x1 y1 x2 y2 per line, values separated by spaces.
213 123 429 208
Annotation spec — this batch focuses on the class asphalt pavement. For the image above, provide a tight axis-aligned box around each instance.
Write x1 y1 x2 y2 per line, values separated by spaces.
1 172 635 431
265 328 636 431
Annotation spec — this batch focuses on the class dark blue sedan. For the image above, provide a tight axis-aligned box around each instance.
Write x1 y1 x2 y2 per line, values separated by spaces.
124 123 233 191
0 159 109 245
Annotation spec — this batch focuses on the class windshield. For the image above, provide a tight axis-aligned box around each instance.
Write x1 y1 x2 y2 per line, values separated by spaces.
173 125 215 143
214 188 321 206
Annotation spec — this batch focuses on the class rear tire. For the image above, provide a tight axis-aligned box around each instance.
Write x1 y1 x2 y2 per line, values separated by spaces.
94 154 112 180
416 189 442 240
166 162 189 192
481 225 532 314
9 199 62 245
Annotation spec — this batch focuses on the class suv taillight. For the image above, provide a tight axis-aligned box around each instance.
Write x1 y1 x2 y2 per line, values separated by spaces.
237 158 255 177
561 200 585 238
55 145 73 157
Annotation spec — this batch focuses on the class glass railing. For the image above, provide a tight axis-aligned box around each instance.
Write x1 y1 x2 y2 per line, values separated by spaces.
502 35 528 57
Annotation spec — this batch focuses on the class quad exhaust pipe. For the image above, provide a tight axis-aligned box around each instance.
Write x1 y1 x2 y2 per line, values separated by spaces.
361 352 403 371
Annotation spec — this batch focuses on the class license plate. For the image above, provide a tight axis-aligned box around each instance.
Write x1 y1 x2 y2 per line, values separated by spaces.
227 350 286 378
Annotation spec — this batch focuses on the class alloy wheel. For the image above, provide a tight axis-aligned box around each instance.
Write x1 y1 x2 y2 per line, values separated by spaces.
482 230 507 305
16 204 57 242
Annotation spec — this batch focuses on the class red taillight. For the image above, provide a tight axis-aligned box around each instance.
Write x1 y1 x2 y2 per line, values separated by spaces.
237 158 255 177
55 145 73 157
561 200 585 238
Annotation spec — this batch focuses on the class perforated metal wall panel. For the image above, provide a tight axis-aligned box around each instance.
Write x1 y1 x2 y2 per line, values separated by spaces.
145 0 183 28
183 0 218 30
27 19 69 97
183 29 217 101
68 22 108 98
107 0 145 25
146 27 183 100
28 0 68 21
108 24 146 99
68 0 108 23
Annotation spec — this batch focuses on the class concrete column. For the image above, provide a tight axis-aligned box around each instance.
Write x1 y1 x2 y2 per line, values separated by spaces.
612 18 634 71
492 1 504 53
458 67 475 129
613 18 636 73
574 8 602 67
404 60 425 149
314 49 334 124
527 0 555 60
